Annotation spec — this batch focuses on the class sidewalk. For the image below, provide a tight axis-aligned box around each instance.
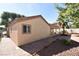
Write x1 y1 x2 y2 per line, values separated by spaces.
0 37 32 56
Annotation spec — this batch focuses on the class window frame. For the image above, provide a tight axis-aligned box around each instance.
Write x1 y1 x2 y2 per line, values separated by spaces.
22 24 31 34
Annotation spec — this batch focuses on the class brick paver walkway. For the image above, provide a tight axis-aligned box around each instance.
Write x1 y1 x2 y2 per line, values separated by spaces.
0 37 32 56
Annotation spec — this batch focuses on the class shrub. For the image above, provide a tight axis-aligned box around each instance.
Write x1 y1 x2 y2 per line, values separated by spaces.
62 39 72 45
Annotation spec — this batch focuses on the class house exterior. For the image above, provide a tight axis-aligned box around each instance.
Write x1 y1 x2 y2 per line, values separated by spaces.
50 23 62 34
8 15 50 46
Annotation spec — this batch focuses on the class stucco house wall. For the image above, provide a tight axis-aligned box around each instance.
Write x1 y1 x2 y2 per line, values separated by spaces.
8 15 50 46
8 23 18 45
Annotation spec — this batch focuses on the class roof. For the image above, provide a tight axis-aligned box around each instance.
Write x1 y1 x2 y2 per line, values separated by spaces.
50 23 61 29
8 15 50 27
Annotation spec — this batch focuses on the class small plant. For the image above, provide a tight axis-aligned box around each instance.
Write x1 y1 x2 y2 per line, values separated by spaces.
62 39 72 45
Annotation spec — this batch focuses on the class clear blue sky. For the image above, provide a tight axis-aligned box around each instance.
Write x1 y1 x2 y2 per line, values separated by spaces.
0 3 61 24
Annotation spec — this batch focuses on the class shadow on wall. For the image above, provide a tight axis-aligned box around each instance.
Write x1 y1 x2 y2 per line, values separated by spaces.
19 35 79 56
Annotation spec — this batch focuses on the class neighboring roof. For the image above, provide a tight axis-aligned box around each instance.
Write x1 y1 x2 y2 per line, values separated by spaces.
8 15 50 27
50 23 61 29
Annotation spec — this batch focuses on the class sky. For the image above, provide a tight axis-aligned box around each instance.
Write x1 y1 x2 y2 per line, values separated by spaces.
0 3 61 24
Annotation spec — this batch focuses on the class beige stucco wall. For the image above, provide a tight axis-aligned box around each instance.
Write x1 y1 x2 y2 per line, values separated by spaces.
8 24 19 45
9 17 50 46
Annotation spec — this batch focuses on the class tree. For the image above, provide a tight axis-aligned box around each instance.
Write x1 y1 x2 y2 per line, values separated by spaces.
0 12 25 27
56 5 69 35
1 12 9 27
65 3 79 28
56 3 79 34
0 12 25 37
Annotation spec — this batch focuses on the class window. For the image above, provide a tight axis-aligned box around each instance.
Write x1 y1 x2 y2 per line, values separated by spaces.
23 25 31 33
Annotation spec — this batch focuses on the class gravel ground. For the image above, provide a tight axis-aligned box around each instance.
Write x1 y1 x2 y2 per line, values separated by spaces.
20 34 79 56
20 36 56 55
36 39 79 56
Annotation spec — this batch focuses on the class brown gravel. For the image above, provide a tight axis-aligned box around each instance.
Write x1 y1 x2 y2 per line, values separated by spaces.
1 35 79 56
20 34 79 56
20 36 56 55
36 40 79 56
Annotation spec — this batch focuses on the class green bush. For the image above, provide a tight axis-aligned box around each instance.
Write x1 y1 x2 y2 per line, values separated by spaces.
62 39 72 45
